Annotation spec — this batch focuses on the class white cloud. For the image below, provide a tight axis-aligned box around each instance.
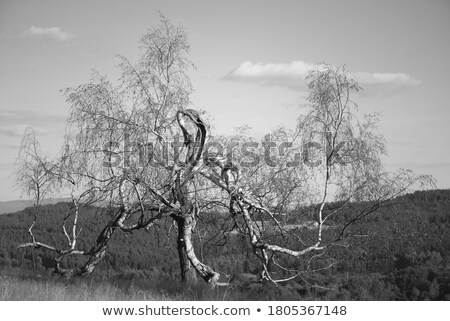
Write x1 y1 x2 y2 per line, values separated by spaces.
224 61 314 90
23 26 78 42
224 60 420 94
351 72 420 86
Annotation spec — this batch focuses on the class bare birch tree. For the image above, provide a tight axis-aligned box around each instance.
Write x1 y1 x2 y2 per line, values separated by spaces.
16 18 434 286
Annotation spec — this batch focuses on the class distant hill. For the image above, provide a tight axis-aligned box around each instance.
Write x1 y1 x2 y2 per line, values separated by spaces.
0 198 71 215
0 189 449 300
0 200 30 215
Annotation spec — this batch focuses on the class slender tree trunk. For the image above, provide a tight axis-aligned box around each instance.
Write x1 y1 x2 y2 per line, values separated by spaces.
175 216 197 284
181 209 219 285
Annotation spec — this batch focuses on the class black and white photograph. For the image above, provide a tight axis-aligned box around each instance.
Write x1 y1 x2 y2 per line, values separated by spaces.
0 0 449 318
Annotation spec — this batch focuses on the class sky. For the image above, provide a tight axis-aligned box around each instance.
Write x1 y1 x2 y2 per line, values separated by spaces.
0 0 449 201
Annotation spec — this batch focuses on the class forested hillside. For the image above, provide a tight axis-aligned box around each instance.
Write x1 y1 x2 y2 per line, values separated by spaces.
1 189 449 300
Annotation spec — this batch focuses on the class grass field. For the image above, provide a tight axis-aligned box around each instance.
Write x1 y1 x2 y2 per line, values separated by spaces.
0 275 178 300
0 268 234 301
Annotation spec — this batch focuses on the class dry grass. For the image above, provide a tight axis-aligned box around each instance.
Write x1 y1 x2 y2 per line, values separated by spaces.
0 274 181 301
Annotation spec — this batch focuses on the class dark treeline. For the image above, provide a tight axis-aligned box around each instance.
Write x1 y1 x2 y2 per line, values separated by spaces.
1 189 449 300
